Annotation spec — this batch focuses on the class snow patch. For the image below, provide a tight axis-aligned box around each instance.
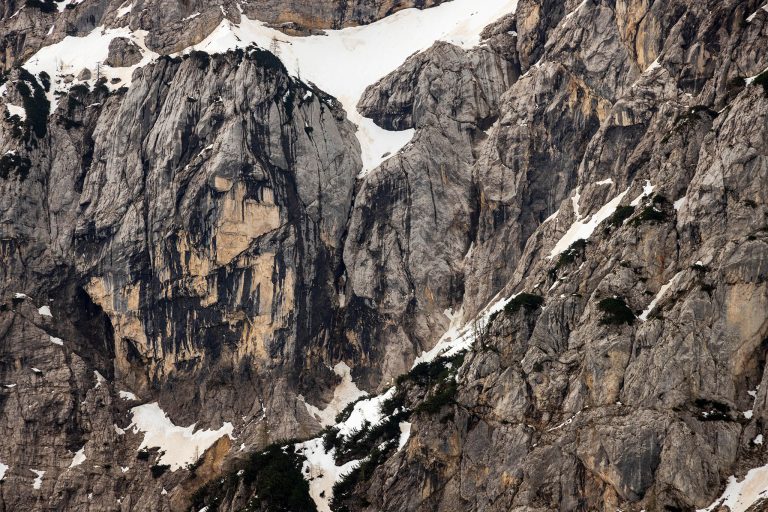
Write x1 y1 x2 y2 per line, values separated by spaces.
699 463 768 512
414 293 517 365
639 271 683 321
630 180 655 207
69 446 86 468
548 188 631 259
297 438 360 512
23 27 159 111
397 421 412 451
31 469 44 490
129 402 234 470
38 305 52 317
50 336 64 346
0 462 7 481
674 196 687 211
93 370 106 388
119 390 138 401
5 103 25 121
116 2 132 17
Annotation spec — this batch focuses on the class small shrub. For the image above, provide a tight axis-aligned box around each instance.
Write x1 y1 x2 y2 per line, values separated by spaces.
248 46 287 74
605 205 635 228
556 239 587 269
504 293 545 315
598 297 635 326
633 205 667 224
417 380 458 414
25 0 57 12
150 464 170 478
0 153 32 180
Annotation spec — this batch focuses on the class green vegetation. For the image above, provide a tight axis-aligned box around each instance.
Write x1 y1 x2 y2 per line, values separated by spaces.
633 195 669 225
25 0 57 12
605 205 635 228
504 293 545 315
0 153 32 180
598 297 635 326
330 442 394 512
16 68 50 140
556 239 587 269
416 380 458 414
190 442 316 512
150 464 170 478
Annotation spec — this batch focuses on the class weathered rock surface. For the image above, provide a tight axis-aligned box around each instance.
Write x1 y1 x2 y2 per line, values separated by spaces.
1 0 768 511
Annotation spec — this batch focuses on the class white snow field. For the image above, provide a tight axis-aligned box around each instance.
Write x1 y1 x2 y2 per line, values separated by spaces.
21 0 518 174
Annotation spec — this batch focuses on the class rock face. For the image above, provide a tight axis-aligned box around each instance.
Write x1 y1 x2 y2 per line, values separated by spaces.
1 0 768 511
105 37 142 67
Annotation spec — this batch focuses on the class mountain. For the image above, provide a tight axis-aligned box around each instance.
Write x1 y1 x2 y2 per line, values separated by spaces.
0 0 767 511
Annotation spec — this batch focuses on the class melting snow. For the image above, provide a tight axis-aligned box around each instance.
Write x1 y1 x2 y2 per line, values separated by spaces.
31 469 44 490
674 196 687 211
129 402 234 470
93 370 106 388
5 103 25 120
185 0 519 175
303 362 367 427
116 1 132 17
13 292 28 299
548 188 631 259
630 180 655 207
50 336 64 346
397 421 412 451
755 435 764 445
638 271 683 321
69 447 86 468
0 462 7 481
298 437 360 512
23 27 158 110
414 293 517 365
38 305 52 317
119 390 138 401
700 463 768 512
